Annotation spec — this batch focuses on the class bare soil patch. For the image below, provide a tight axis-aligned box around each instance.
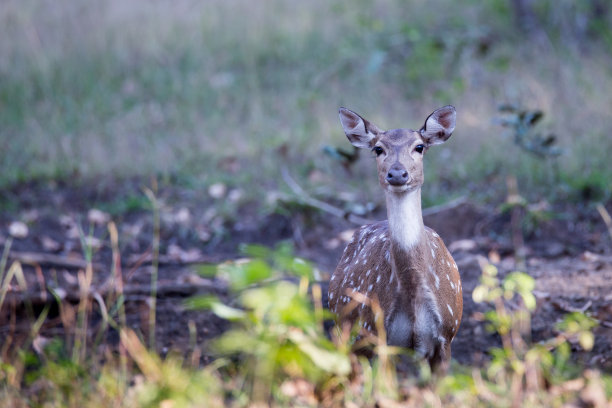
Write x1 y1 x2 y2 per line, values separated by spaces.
1 179 611 371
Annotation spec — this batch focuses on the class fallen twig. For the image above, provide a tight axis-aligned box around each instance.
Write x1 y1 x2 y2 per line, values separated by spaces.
552 299 592 314
127 252 225 268
2 279 220 308
9 251 104 271
422 196 468 217
281 167 373 225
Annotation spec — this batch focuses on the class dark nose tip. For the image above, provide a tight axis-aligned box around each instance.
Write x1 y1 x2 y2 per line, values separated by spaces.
386 164 409 186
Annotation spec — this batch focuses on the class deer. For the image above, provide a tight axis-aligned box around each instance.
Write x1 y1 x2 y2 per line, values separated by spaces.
328 105 463 373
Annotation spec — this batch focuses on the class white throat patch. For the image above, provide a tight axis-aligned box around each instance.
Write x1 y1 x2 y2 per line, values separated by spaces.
386 189 424 250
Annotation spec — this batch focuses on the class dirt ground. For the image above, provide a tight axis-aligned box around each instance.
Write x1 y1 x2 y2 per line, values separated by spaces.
1 179 611 371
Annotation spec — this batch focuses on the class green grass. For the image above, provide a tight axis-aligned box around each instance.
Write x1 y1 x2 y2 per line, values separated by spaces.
1 242 611 406
1 0 612 207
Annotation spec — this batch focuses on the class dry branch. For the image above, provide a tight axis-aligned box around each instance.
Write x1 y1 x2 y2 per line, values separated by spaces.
281 167 373 225
8 251 104 271
126 252 225 267
422 196 468 217
9 249 222 274
2 279 220 308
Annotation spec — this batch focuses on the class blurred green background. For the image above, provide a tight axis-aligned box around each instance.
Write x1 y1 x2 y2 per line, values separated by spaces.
1 0 611 204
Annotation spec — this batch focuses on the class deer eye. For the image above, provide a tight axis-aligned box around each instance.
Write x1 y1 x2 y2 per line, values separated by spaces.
372 146 384 156
415 144 425 154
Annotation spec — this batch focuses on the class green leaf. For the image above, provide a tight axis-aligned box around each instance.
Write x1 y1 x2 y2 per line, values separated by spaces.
288 258 314 279
243 259 273 285
287 329 350 376
184 295 218 310
240 244 271 259
195 264 218 277
504 271 535 293
521 292 536 311
210 302 246 320
579 332 594 351
472 285 488 303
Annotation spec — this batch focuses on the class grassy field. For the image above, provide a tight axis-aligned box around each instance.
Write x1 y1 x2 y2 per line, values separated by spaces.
1 0 612 204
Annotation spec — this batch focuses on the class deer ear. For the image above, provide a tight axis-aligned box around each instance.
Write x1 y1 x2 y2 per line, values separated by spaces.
339 107 381 149
420 105 456 146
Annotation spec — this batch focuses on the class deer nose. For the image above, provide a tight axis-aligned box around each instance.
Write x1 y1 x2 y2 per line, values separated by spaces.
386 164 409 186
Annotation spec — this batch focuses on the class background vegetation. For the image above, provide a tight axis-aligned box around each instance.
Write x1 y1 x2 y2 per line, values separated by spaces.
2 0 612 203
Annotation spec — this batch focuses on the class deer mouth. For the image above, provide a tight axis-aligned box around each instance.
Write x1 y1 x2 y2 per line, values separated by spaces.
384 174 424 194
386 182 412 193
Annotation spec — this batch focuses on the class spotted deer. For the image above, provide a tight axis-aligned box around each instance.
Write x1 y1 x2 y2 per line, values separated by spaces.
328 105 463 372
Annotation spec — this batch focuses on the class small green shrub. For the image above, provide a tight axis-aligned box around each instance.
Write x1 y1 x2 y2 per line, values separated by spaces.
470 261 606 406
186 243 351 404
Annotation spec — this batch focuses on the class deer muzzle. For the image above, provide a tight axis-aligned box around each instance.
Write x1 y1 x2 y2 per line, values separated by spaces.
386 163 409 186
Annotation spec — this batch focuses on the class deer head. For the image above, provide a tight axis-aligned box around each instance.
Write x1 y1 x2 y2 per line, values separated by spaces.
338 106 456 194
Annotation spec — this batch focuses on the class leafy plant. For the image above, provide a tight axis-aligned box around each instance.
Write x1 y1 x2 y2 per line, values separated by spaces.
187 243 350 404
471 261 605 405
1 236 611 406
498 104 562 158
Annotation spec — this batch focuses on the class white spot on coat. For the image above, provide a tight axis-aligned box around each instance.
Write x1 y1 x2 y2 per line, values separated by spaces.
447 304 454 317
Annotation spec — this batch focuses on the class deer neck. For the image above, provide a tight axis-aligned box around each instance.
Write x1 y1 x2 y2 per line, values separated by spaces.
386 188 431 294
386 188 425 253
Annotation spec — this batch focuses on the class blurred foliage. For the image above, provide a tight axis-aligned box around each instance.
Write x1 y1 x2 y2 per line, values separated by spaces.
498 104 562 158
1 245 612 406
471 261 609 406
186 244 349 403
0 0 611 206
